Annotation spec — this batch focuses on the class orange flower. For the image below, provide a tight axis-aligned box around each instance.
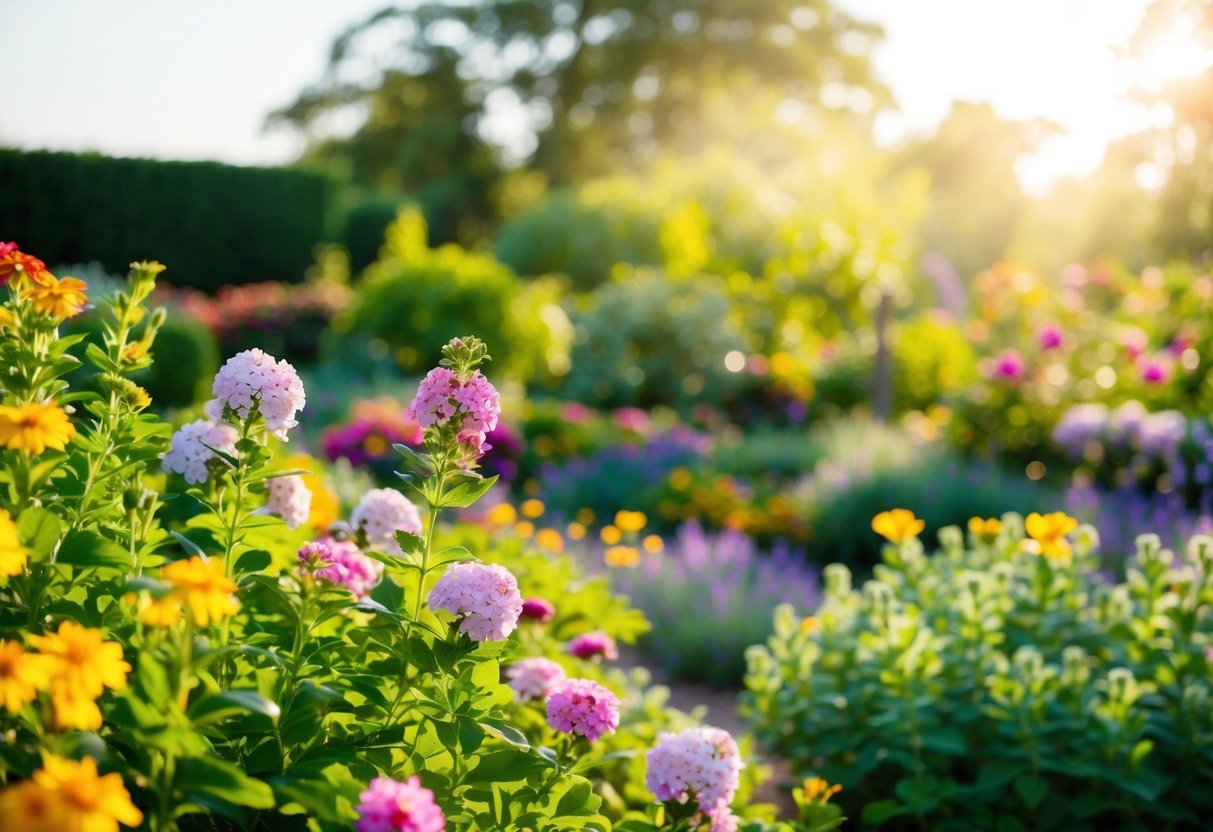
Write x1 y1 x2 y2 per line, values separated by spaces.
566 521 587 541
161 556 239 627
31 755 143 832
1024 512 1079 560
521 498 545 519
486 503 517 527
29 621 130 700
871 509 925 543
0 402 76 456
0 509 28 578
614 510 647 532
600 525 622 545
799 776 842 805
25 272 88 320
0 780 69 832
0 640 49 713
534 527 564 553
968 517 1003 540
604 545 640 568
642 534 664 554
0 245 49 287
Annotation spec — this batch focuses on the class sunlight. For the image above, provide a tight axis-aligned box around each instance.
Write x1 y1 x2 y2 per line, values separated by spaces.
1133 25 1213 88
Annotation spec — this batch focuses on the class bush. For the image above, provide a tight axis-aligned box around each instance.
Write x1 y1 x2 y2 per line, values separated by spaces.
560 268 747 412
340 195 406 273
0 149 332 291
333 207 569 385
892 313 977 412
745 515 1213 830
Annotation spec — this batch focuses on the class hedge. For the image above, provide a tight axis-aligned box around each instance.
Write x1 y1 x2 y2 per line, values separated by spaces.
0 149 333 291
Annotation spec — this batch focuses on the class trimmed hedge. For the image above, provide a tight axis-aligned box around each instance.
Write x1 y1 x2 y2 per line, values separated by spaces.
0 149 332 291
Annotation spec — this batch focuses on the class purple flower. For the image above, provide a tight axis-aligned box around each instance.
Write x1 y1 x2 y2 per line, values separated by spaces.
545 678 620 741
520 596 555 623
311 538 384 600
568 631 618 661
355 775 444 832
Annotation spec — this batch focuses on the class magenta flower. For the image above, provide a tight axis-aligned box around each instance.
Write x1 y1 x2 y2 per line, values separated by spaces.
351 488 423 555
1139 356 1170 385
990 349 1025 383
1037 325 1064 351
297 540 332 570
568 631 618 661
520 596 556 624
262 474 312 530
545 678 620 742
505 657 566 701
162 419 238 484
613 407 650 432
645 726 743 811
427 562 523 641
355 775 445 832
311 538 383 599
210 348 306 440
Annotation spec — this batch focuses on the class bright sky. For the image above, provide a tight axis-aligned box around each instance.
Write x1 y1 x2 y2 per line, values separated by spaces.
1 0 1208 194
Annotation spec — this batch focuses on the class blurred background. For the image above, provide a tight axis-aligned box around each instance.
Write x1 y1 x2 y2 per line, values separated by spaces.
4 0 1213 681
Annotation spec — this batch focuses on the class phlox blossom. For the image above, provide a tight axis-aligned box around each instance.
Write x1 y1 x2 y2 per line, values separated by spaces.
211 348 306 440
355 775 444 832
505 657 566 701
351 488 423 556
545 678 620 741
427 562 523 641
645 726 743 813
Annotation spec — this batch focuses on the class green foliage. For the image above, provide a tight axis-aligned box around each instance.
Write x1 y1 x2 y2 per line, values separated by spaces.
131 309 221 408
340 195 408 273
0 149 332 291
560 268 747 411
333 207 571 384
745 519 1213 830
891 313 977 412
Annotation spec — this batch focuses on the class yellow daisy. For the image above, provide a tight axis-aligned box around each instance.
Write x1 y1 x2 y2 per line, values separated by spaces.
161 556 240 627
0 402 76 456
871 508 925 543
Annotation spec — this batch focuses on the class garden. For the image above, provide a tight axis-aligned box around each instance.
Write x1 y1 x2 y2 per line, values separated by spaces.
3 0 1213 830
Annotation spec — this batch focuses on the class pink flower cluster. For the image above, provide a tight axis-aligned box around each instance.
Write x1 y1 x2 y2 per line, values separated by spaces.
304 539 383 600
355 775 445 832
427 562 523 641
351 488 423 555
505 657 566 701
162 419 239 484
406 367 501 456
568 631 618 661
263 474 312 530
210 348 306 440
544 678 620 742
645 727 743 819
520 596 555 623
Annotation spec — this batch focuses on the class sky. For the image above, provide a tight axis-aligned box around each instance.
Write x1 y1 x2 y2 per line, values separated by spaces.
1 0 1206 194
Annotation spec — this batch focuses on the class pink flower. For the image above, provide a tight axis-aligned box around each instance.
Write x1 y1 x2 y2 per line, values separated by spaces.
211 348 306 440
990 349 1025 383
505 657 566 701
520 597 555 624
407 369 500 435
645 727 743 812
262 474 311 530
162 419 238 484
613 407 650 432
545 678 620 742
427 562 523 641
355 775 445 832
297 540 332 570
706 802 740 832
312 538 383 600
568 631 618 661
1139 356 1170 385
351 488 423 555
1037 325 1064 351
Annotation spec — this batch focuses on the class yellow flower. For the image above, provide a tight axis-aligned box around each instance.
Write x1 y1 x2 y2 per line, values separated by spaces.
26 273 89 320
521 498 545 519
0 307 13 331
285 454 338 533
1024 512 1079 560
800 615 820 634
514 520 535 539
968 517 1003 540
29 621 130 700
50 686 104 731
799 776 842 805
600 525 622 545
642 534 664 554
0 640 48 713
0 509 28 578
575 507 596 526
614 510 647 532
0 780 69 832
668 467 693 491
161 556 240 627
138 595 184 629
871 509 925 543
31 755 143 832
604 545 640 568
534 527 564 554
566 521 587 541
486 503 517 527
0 402 76 456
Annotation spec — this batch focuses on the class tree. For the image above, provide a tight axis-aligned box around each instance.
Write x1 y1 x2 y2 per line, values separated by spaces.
270 0 886 238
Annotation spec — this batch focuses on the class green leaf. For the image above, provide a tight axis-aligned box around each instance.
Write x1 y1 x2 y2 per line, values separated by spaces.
190 690 281 726
17 507 62 559
478 719 530 749
170 531 208 559
555 779 597 817
233 549 272 574
920 725 967 755
370 575 405 615
394 529 423 555
56 530 130 569
248 468 311 481
1013 774 1049 809
178 755 275 809
862 800 906 826
394 443 432 472
465 749 553 783
437 475 498 509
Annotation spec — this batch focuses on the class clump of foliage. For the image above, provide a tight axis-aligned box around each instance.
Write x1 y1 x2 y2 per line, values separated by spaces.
745 511 1213 830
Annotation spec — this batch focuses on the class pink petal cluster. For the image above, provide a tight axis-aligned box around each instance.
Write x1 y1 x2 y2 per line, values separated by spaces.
406 367 501 454
706 802 740 832
211 348 306 440
505 657 567 701
351 488 423 555
990 349 1025 383
263 474 312 530
311 538 383 600
645 727 743 814
568 631 618 661
427 562 523 641
162 419 238 484
520 596 556 623
355 775 445 832
544 678 620 742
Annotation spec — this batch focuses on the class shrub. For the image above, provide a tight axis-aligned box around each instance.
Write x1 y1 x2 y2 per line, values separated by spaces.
559 268 747 412
0 149 331 291
333 207 569 385
744 513 1213 830
891 313 977 412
